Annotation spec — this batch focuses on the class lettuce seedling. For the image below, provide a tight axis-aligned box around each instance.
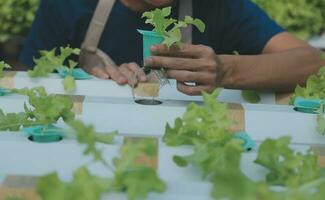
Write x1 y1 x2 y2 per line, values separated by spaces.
255 136 320 187
291 53 325 102
163 89 233 146
111 138 166 200
37 127 165 200
142 6 205 47
28 46 80 92
68 120 117 168
37 166 111 200
0 87 75 132
291 53 325 136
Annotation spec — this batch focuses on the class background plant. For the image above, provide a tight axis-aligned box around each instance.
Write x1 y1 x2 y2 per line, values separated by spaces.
28 46 81 92
252 0 325 39
0 61 11 77
0 0 39 42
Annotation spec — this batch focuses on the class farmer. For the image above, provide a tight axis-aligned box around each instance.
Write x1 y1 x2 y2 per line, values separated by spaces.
20 0 325 95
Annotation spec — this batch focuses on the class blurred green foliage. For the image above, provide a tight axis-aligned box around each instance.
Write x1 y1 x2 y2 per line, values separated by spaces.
0 0 324 42
0 0 40 42
252 0 325 39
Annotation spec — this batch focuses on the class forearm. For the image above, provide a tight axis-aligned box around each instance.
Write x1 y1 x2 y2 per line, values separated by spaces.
220 47 325 92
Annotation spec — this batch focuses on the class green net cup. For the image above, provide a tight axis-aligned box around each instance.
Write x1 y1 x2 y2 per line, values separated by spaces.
23 125 64 143
137 30 164 62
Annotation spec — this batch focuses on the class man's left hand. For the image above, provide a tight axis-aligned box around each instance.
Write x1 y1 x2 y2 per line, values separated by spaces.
145 44 226 95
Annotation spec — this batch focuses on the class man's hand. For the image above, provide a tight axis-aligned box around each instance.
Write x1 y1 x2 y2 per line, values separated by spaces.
89 62 147 86
144 44 226 95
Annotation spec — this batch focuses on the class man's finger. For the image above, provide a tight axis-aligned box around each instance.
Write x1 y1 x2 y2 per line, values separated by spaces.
150 44 207 58
104 65 127 85
127 62 147 82
119 64 133 78
167 70 216 85
145 56 206 71
90 66 110 79
177 81 214 96
119 64 137 86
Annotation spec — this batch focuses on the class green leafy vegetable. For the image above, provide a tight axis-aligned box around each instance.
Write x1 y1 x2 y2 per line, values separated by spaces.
0 0 39 42
0 87 75 132
241 90 261 104
0 109 30 131
28 46 80 92
28 46 80 77
291 67 325 103
291 54 325 104
62 60 78 92
163 89 233 146
0 61 11 77
291 53 325 136
37 166 110 200
16 87 75 125
212 170 278 200
68 120 117 165
255 136 320 187
164 89 325 200
37 137 165 200
111 139 166 200
252 0 325 39
142 6 205 47
63 75 76 92
174 139 244 179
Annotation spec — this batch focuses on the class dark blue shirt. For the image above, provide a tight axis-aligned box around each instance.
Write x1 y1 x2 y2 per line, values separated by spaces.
20 0 284 67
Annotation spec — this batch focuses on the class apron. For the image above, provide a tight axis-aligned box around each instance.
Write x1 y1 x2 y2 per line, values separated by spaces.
79 0 193 71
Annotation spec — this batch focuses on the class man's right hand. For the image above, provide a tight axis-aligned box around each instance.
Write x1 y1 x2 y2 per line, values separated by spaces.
89 62 147 86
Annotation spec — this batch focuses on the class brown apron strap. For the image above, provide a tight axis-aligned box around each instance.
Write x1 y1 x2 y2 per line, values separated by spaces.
179 0 193 44
81 0 116 52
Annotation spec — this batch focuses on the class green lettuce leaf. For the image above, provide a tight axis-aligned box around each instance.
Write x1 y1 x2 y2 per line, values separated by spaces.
111 139 166 200
37 166 110 200
255 136 320 187
241 90 261 104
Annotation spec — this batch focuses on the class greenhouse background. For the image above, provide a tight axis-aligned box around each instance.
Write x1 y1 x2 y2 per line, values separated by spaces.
0 0 325 68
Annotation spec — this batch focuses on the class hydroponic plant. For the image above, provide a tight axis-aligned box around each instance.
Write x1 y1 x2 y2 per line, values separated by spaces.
142 6 205 47
0 87 75 138
164 89 325 200
135 6 206 97
0 0 39 42
3 89 324 200
291 53 325 135
252 0 325 39
28 46 91 92
37 121 166 200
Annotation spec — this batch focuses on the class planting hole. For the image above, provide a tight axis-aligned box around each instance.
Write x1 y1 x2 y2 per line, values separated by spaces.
135 99 162 105
293 107 317 114
28 135 63 143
